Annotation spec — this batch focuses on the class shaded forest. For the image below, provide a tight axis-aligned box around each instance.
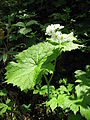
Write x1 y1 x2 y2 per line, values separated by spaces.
0 0 90 120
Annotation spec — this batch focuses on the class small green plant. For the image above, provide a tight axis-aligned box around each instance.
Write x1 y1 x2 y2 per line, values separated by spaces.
46 65 90 120
0 89 7 97
0 89 13 117
5 24 84 118
14 20 39 36
20 104 31 113
0 98 12 117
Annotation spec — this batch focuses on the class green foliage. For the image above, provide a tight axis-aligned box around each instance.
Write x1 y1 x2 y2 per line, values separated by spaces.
46 65 90 120
5 25 80 91
62 42 82 52
19 28 32 35
5 23 82 119
0 89 13 117
14 20 39 35
26 20 39 26
5 42 59 91
75 65 90 120
0 89 7 97
33 85 55 95
15 22 25 27
46 97 57 111
0 98 12 116
20 104 31 113
0 0 90 119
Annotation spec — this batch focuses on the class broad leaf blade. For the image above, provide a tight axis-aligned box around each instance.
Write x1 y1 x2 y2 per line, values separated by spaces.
26 20 39 26
5 42 58 91
62 42 82 51
14 22 25 27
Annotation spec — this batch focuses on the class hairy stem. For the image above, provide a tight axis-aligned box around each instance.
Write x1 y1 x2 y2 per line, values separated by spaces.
44 59 57 100
44 74 50 100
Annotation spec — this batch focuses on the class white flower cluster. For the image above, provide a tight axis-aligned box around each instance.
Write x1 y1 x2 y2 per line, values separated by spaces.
45 24 64 36
45 24 75 43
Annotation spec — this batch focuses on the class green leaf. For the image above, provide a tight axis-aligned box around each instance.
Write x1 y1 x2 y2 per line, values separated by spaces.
57 94 71 109
21 104 31 113
46 97 57 111
0 89 7 96
5 42 59 91
62 42 82 51
21 104 31 109
26 20 39 26
39 85 47 95
80 106 90 120
59 85 67 94
0 103 7 109
0 106 8 116
75 84 89 99
47 36 81 52
15 22 25 27
3 52 7 62
74 66 90 119
6 98 11 104
67 84 74 92
75 67 90 103
57 94 65 108
47 66 90 119
70 104 79 115
18 28 32 35
33 89 39 94
33 85 55 96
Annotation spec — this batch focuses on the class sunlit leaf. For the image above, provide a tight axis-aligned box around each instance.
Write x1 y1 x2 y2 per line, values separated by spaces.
5 42 58 91
46 97 57 111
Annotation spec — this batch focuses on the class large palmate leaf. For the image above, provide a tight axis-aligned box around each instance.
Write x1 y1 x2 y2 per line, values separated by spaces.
5 42 59 91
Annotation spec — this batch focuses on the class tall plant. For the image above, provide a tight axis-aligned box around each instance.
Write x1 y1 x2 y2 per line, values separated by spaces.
5 24 79 93
5 24 89 119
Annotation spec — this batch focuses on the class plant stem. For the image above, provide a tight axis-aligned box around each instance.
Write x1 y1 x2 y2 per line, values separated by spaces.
47 82 50 100
44 59 57 101
44 74 50 100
